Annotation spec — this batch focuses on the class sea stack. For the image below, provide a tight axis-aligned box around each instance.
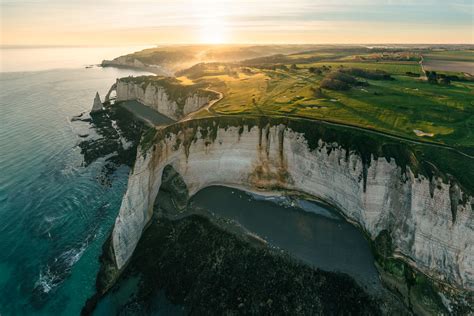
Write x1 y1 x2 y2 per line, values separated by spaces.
91 92 103 113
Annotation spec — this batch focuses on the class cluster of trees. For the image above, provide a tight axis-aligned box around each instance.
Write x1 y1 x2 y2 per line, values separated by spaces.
338 67 393 80
320 79 350 91
357 53 420 62
318 70 371 91
314 67 396 92
405 71 421 77
250 64 289 71
308 66 392 82
310 86 325 98
308 65 331 75
326 71 358 84
240 67 254 75
320 72 355 91
426 71 452 85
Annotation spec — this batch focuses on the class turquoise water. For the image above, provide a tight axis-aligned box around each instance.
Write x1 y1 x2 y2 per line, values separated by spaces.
0 66 149 315
0 47 380 315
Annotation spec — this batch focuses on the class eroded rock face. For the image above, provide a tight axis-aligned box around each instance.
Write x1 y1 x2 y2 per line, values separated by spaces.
110 119 473 298
115 79 212 120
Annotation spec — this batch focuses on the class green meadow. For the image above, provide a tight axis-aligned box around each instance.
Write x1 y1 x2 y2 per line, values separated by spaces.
178 58 473 151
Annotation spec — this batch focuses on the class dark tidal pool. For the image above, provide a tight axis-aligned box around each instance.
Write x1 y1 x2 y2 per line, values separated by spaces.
189 185 381 293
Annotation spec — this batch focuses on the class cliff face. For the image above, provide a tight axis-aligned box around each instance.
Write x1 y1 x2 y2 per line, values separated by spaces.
101 57 173 76
110 118 473 297
115 79 213 120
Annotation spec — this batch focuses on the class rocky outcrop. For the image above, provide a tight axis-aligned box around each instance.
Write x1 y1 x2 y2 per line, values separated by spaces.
91 92 103 113
108 117 473 295
114 78 217 120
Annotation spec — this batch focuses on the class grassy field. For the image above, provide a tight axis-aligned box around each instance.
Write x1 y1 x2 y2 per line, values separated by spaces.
303 62 422 75
117 45 473 150
178 58 473 150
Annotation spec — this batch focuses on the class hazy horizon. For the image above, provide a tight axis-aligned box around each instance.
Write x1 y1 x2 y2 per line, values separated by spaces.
1 0 473 46
1 43 474 49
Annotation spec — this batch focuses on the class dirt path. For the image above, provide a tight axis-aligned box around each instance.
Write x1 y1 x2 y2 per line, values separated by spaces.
182 87 224 121
419 55 428 80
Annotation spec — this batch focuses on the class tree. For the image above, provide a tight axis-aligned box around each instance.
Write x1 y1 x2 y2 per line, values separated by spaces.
308 67 322 75
439 77 451 85
427 71 438 84
320 79 350 91
310 86 325 98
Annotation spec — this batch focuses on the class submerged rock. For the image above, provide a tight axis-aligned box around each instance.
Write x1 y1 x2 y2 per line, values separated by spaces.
77 104 149 186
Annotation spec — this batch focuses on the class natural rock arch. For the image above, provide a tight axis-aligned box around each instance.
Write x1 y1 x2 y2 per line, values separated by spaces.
104 83 117 104
109 118 473 299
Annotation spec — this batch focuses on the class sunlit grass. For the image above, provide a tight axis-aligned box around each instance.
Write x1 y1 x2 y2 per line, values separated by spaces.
184 63 474 148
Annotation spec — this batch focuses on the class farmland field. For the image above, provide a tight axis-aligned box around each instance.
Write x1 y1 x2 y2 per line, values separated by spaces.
118 45 474 151
423 50 474 74
302 61 422 75
178 59 473 150
423 60 474 74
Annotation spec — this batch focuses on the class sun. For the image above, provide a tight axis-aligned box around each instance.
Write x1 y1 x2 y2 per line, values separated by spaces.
191 0 231 44
198 17 228 44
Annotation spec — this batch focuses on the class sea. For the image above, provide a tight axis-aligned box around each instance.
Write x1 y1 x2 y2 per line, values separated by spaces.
0 46 153 315
0 46 378 315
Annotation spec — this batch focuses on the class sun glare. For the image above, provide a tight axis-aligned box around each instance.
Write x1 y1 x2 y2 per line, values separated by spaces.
198 17 228 44
190 0 231 44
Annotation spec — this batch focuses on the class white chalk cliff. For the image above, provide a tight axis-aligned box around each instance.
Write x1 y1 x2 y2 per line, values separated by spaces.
114 79 213 120
110 119 473 295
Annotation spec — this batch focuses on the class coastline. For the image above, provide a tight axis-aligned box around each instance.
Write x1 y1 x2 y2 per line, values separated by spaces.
88 48 474 315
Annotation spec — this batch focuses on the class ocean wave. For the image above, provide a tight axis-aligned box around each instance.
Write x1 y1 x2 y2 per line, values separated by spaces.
44 214 67 224
34 236 90 295
35 266 61 294
57 241 88 268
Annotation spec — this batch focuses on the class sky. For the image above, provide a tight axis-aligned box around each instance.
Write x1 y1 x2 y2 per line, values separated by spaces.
1 0 473 46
